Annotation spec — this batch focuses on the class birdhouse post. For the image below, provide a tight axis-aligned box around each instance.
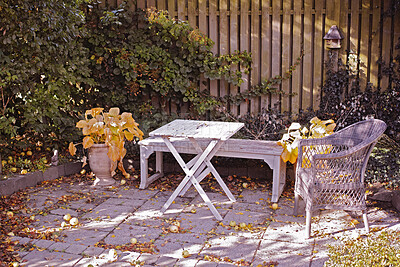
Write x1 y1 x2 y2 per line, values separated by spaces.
324 25 344 72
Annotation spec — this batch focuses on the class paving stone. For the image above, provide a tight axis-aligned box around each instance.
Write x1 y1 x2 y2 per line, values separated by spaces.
137 253 159 265
177 206 220 232
262 222 311 244
189 192 234 212
47 242 71 253
82 246 105 257
153 239 204 258
200 235 260 263
230 201 273 213
237 189 272 203
50 208 79 217
252 253 311 267
31 213 62 229
175 258 200 266
195 260 219 266
20 250 82 267
155 255 179 266
61 228 109 246
104 224 163 245
117 251 141 263
81 203 134 224
116 188 159 200
33 239 56 249
64 243 88 255
101 196 147 207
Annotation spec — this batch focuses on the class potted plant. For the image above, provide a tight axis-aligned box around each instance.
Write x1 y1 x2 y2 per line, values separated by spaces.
69 107 143 186
277 117 336 165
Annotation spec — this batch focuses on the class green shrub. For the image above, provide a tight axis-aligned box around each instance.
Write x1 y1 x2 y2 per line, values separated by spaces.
0 0 92 143
325 230 400 267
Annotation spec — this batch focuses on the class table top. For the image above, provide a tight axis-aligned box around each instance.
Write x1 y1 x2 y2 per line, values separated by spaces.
149 120 244 140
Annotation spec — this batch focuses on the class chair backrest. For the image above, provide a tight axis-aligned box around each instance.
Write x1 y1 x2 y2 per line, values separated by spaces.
329 119 387 182
332 119 387 147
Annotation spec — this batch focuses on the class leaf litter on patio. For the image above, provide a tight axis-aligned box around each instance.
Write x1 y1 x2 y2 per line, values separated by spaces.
1 165 397 266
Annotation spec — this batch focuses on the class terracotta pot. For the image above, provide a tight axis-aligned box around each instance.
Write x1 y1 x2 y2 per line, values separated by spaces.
88 144 115 186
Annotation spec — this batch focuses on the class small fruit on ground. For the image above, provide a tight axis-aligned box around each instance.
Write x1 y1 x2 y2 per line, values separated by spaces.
239 222 247 229
271 203 279 210
80 169 86 175
6 211 14 218
61 222 67 228
190 208 197 213
11 167 17 173
229 221 236 227
63 213 71 221
69 217 79 226
182 250 190 258
130 237 137 244
242 182 248 188
26 150 32 156
21 169 28 175
169 225 179 233
120 179 126 185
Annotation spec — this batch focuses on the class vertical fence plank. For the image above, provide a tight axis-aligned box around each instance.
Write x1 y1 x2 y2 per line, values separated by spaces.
370 0 381 90
168 0 176 17
239 0 250 115
302 0 312 111
250 0 260 113
260 0 272 110
281 0 291 113
220 0 229 98
229 0 239 115
291 0 302 114
199 0 208 96
187 0 196 27
177 0 185 20
349 0 360 90
339 0 349 73
157 0 166 10
147 0 156 8
209 0 218 98
394 4 400 89
380 0 392 90
271 0 282 111
313 0 324 111
359 0 371 90
137 0 146 9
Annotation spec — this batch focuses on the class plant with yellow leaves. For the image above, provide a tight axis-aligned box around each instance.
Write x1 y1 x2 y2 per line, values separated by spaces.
69 107 143 178
277 117 336 164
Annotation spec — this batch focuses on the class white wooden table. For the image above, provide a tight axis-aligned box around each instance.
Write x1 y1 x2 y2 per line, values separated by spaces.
149 119 244 220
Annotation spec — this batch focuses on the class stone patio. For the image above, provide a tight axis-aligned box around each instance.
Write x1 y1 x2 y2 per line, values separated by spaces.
8 176 400 267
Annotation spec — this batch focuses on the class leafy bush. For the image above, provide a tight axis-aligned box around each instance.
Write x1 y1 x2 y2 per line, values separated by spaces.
325 230 400 267
81 3 251 117
0 0 92 143
366 134 400 188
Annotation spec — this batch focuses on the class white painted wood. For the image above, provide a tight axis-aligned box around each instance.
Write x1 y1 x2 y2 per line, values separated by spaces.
149 120 244 141
139 137 286 202
152 120 243 220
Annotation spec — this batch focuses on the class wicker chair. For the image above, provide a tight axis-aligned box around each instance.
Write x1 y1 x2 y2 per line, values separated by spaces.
294 119 387 238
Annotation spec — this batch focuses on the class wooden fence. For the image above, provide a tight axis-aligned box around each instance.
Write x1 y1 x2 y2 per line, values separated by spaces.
107 0 400 116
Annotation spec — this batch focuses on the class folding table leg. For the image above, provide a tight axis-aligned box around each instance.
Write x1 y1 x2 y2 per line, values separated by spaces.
160 138 224 220
188 139 236 202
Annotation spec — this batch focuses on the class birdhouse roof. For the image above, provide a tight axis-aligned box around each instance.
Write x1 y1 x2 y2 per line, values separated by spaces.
323 25 344 40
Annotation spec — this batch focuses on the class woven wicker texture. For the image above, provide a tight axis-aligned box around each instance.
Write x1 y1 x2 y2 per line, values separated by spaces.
294 119 387 238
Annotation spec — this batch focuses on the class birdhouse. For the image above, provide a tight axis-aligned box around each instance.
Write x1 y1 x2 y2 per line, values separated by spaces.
323 25 344 49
